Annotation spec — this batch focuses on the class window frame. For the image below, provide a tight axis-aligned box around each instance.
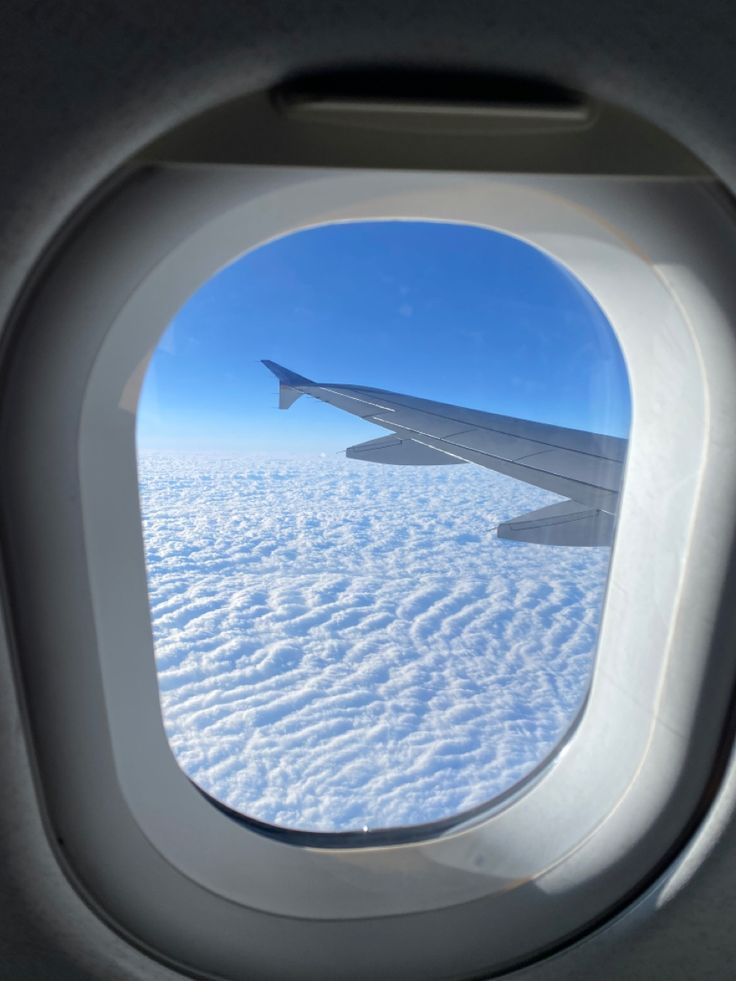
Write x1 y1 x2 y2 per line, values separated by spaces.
3 164 736 979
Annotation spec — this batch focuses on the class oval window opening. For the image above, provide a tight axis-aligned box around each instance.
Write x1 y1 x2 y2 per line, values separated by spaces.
136 220 631 837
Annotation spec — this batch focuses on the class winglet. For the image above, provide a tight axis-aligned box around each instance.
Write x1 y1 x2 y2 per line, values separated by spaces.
261 360 313 410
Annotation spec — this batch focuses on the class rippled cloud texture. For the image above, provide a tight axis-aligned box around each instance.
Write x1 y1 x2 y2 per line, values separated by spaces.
139 454 609 832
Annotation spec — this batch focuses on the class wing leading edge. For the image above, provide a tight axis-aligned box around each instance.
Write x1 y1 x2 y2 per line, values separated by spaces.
261 360 626 547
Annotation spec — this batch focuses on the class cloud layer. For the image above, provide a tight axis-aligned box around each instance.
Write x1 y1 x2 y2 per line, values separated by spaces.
139 454 609 832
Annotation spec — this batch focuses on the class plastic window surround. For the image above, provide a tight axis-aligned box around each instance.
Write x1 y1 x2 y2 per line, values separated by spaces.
3 165 736 980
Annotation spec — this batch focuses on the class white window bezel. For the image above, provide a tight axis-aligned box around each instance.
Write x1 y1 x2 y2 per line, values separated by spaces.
4 164 736 979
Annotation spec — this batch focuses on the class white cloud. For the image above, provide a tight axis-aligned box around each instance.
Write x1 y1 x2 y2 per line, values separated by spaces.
139 454 610 833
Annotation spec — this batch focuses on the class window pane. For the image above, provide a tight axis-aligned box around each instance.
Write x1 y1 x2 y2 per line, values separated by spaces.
136 220 630 835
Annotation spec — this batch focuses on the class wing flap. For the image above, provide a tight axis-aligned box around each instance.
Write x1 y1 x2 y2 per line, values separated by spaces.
346 435 466 466
497 500 615 547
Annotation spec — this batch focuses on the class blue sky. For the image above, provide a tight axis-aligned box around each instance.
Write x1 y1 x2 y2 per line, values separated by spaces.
137 221 630 455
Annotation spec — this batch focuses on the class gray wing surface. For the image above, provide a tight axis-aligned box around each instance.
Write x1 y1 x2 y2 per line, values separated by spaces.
262 360 626 547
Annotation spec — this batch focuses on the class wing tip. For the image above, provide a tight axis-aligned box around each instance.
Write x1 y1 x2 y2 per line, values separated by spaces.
261 360 313 387
262 360 313 410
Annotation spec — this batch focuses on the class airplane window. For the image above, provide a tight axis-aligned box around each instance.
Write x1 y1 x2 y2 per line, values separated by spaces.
136 220 630 835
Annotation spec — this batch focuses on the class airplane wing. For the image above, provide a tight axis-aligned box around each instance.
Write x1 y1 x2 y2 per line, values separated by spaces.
262 360 627 547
